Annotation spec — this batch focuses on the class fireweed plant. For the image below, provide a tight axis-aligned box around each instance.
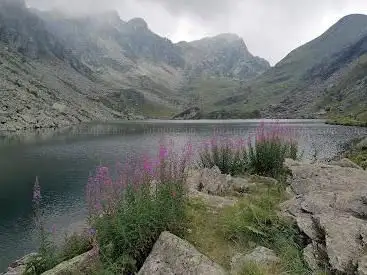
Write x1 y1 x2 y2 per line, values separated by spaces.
198 122 300 178
86 140 193 274
26 177 58 274
26 178 93 275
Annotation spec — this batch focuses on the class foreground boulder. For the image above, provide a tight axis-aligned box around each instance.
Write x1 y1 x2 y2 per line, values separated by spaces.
2 253 37 275
230 246 280 274
138 231 228 275
281 159 367 273
41 250 98 275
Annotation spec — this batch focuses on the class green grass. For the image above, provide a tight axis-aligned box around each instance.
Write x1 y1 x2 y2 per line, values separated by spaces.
184 179 311 275
238 262 269 275
198 129 299 178
345 138 367 169
326 116 367 127
141 101 177 118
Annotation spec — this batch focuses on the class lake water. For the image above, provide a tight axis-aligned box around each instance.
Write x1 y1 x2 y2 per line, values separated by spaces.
0 119 366 271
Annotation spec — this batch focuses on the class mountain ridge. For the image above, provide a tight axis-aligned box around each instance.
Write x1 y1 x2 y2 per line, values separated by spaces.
0 1 270 131
211 13 367 120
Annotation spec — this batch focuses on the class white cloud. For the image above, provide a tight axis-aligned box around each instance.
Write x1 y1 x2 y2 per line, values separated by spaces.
26 0 367 65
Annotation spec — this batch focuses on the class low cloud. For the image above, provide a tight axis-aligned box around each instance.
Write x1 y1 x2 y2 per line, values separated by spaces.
26 0 367 64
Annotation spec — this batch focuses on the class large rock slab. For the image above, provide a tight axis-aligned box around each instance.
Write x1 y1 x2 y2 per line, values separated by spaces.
282 159 367 273
138 231 228 275
41 250 98 275
2 253 37 275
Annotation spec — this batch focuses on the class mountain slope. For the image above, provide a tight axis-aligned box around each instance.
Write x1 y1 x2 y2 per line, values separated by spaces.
0 1 270 131
213 14 367 119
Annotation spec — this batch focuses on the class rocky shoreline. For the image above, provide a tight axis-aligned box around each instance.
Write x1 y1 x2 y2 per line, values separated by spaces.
3 155 367 274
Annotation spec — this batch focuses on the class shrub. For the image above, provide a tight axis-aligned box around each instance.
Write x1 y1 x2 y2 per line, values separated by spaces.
198 122 299 178
25 177 59 275
198 137 247 175
25 178 94 275
247 123 299 178
87 141 192 274
58 232 93 262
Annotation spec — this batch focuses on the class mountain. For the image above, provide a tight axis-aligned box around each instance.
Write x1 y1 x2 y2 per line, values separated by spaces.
178 33 269 80
0 1 269 131
212 14 367 119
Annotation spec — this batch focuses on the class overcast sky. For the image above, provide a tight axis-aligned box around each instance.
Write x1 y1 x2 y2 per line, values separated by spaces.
27 0 367 65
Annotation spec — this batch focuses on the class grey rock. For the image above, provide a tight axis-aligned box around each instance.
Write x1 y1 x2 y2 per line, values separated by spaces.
230 177 254 194
281 159 367 273
52 103 67 113
3 253 37 275
230 247 280 274
303 243 319 271
138 231 228 275
358 254 367 275
41 250 98 275
318 213 367 273
187 167 233 196
357 138 367 150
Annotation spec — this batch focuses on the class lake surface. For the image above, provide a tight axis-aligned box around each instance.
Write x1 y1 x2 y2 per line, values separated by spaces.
1 119 366 271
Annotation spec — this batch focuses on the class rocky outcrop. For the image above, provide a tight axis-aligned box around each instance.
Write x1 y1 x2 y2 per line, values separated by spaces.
138 231 228 275
230 247 280 274
2 253 37 275
172 107 201 120
281 158 367 273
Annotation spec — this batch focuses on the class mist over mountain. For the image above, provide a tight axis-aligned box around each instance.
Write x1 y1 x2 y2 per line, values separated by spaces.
0 0 270 131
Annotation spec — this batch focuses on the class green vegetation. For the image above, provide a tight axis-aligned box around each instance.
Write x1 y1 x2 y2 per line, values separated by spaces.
345 138 367 169
185 179 310 275
198 123 299 178
326 116 367 127
141 101 177 118
94 182 186 274
85 144 191 274
25 232 93 274
26 134 312 274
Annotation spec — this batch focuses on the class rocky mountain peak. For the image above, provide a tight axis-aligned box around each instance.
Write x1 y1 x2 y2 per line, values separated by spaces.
127 17 149 30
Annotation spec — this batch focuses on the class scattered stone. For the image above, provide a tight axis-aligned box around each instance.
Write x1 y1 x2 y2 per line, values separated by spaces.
138 231 228 275
230 247 280 274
